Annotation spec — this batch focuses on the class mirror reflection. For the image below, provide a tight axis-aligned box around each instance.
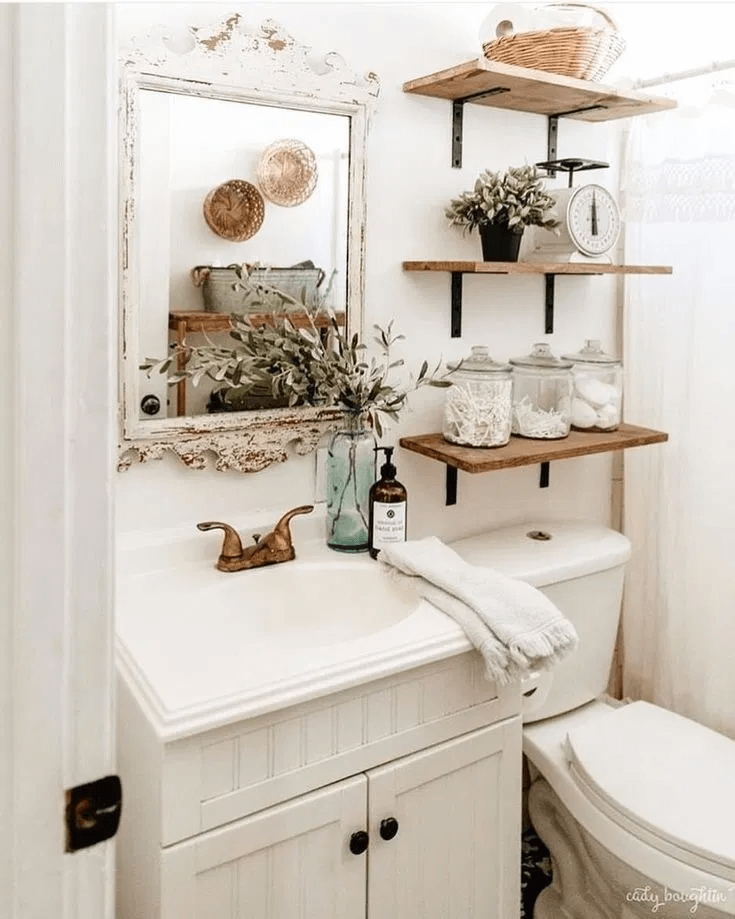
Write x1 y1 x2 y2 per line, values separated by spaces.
136 89 351 420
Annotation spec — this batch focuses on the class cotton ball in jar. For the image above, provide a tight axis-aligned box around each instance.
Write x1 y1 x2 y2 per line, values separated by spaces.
571 398 598 428
595 403 620 430
575 376 617 408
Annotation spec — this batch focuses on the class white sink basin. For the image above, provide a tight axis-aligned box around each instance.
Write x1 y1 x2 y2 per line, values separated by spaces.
191 560 420 648
115 532 463 735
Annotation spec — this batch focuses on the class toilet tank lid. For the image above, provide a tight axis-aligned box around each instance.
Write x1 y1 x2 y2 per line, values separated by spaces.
450 522 630 588
565 701 735 879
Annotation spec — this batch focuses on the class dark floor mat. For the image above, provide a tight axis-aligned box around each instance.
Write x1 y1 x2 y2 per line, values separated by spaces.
521 827 553 918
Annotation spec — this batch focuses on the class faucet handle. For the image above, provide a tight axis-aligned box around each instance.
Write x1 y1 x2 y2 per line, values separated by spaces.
271 505 314 553
197 521 243 561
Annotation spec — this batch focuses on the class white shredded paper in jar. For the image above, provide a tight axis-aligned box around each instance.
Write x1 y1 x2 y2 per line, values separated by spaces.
443 380 512 446
512 396 569 438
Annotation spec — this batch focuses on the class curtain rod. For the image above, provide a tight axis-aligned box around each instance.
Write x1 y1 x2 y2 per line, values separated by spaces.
633 58 735 90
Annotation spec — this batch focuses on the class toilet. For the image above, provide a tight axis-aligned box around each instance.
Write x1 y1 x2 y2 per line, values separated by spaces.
452 522 735 919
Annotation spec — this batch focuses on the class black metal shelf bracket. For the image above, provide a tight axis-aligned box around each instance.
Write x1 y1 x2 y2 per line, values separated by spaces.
545 274 555 334
544 106 608 174
450 271 555 337
547 116 559 173
452 99 610 172
446 465 458 505
451 87 511 168
450 272 463 337
452 101 464 169
446 460 549 504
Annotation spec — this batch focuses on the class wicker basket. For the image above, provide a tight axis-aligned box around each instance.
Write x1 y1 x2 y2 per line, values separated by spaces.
482 3 625 83
256 139 318 208
202 180 265 242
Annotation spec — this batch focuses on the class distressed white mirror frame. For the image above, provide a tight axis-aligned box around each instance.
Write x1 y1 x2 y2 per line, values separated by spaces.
117 14 380 473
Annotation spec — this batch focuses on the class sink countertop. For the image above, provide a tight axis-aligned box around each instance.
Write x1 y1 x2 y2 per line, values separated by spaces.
116 513 472 741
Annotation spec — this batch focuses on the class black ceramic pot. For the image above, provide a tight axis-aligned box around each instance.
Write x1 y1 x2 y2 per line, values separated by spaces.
478 223 524 262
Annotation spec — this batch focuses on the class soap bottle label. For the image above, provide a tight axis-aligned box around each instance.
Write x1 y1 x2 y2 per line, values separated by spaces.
372 501 407 548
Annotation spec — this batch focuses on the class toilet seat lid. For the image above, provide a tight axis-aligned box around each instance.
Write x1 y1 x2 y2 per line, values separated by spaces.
566 701 735 879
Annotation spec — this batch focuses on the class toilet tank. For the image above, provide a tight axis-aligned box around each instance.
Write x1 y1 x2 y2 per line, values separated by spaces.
450 522 631 724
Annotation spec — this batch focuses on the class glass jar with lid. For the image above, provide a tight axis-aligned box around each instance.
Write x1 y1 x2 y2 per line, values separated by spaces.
561 339 623 432
442 345 513 447
509 343 573 439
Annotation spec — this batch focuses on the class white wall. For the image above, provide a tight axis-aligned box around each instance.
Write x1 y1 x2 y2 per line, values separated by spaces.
0 10 13 918
115 1 714 540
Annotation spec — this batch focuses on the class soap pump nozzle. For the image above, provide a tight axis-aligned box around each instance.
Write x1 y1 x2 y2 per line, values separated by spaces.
375 446 397 479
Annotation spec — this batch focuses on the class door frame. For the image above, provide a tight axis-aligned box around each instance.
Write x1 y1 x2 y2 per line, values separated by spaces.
1 5 117 918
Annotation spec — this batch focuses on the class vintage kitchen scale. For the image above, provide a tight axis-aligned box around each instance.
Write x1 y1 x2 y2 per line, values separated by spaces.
529 158 622 263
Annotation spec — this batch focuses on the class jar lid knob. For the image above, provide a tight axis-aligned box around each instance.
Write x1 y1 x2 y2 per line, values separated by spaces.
470 345 490 359
449 344 511 373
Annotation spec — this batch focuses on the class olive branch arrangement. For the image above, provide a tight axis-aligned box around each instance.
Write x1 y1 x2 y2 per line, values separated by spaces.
142 265 452 437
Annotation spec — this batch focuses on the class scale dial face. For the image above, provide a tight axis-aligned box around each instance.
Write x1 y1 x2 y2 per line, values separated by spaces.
566 184 621 257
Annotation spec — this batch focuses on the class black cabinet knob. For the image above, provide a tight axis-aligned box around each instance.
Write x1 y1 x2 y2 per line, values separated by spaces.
379 817 399 841
349 830 369 855
140 394 161 416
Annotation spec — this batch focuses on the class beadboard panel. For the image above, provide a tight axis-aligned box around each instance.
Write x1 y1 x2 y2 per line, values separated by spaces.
160 652 518 845
160 776 367 919
201 737 238 801
367 719 522 919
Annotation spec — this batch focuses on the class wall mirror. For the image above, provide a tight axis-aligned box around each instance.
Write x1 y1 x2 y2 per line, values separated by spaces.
118 14 380 472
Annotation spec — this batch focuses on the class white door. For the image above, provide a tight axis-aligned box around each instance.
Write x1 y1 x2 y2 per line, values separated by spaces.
1 5 117 919
160 775 368 919
366 719 522 919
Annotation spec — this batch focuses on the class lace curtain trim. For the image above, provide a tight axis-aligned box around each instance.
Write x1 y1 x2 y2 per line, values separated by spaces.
626 156 735 223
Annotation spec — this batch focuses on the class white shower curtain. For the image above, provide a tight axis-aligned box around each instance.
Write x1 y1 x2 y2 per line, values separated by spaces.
622 82 735 738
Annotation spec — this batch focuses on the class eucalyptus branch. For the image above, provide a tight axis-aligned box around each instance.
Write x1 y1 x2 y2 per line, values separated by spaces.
141 269 452 434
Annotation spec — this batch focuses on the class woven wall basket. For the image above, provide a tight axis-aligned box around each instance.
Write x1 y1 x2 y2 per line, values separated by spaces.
256 139 318 208
482 3 625 83
202 179 265 242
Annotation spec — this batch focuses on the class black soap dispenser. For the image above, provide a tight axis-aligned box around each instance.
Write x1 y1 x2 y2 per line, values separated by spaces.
368 447 408 560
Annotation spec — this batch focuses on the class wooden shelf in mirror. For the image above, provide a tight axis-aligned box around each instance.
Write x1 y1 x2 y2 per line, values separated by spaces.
168 310 346 416
402 59 677 121
168 309 345 333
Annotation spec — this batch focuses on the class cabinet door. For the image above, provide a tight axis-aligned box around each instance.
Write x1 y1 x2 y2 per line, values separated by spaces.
160 774 367 919
366 718 521 919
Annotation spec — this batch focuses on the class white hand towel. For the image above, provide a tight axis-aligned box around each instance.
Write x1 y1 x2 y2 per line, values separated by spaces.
379 537 578 685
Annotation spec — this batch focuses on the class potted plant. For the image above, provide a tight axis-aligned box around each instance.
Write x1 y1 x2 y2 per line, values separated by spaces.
445 164 560 262
143 267 451 551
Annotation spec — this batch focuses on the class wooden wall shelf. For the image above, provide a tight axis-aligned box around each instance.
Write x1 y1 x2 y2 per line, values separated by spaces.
402 261 673 276
402 59 677 119
399 424 668 505
402 261 673 337
403 58 677 169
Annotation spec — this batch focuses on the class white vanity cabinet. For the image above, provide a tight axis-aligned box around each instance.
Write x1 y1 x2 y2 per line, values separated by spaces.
160 775 368 918
116 650 522 919
366 720 520 917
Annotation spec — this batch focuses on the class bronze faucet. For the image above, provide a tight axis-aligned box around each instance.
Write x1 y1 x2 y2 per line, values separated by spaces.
197 505 314 572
